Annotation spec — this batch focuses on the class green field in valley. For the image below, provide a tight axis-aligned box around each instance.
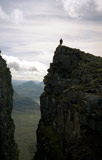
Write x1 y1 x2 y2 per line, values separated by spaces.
12 110 40 160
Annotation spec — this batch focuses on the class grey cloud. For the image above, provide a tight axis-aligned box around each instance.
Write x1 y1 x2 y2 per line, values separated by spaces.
3 55 38 72
57 0 102 21
0 0 102 81
8 61 38 72
0 0 102 21
8 62 21 71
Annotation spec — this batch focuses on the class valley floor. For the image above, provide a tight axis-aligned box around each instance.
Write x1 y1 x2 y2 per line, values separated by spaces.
12 110 40 160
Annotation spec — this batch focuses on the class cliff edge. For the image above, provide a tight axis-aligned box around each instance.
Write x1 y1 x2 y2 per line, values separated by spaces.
34 45 102 160
0 55 19 160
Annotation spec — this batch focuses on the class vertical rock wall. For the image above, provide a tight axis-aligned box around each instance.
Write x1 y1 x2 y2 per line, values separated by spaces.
34 46 102 160
0 55 19 160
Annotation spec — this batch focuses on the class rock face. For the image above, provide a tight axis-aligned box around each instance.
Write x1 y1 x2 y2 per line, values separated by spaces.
34 45 102 160
0 55 19 160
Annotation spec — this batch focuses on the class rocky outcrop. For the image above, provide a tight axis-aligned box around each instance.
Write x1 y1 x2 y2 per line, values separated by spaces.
0 55 19 160
34 45 102 160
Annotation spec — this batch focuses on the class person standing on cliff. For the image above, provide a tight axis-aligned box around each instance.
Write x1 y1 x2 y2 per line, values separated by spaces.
60 38 63 46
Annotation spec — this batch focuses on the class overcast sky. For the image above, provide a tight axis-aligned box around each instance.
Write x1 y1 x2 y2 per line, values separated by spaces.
0 0 102 81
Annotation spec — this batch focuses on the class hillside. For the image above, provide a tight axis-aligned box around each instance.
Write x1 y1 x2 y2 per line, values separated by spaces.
13 89 40 160
34 45 102 160
13 91 39 111
13 81 44 102
12 80 28 86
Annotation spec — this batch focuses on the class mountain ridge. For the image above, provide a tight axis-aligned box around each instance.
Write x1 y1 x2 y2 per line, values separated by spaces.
34 45 102 160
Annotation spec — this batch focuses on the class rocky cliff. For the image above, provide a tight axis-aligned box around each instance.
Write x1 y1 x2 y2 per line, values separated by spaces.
0 55 19 160
34 45 102 160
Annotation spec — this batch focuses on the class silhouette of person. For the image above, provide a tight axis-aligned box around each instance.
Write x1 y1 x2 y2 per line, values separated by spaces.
60 39 63 45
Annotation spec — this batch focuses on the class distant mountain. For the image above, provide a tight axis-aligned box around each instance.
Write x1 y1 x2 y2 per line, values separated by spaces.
12 80 42 86
13 81 44 102
12 80 28 86
13 91 40 111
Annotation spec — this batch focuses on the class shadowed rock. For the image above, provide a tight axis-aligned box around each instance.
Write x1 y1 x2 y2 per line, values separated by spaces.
0 55 19 160
34 46 102 160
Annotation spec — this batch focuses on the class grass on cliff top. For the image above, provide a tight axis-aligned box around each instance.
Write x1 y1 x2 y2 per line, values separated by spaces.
71 79 102 93
80 52 102 73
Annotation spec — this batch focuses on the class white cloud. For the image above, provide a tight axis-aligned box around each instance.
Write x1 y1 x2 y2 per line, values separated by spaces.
95 0 102 12
2 55 48 81
11 9 24 24
0 6 8 19
57 0 91 18
57 0 102 18
0 6 24 24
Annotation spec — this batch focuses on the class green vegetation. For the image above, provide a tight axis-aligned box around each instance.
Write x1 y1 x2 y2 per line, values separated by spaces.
72 104 85 113
74 81 101 92
80 52 102 73
13 91 39 111
12 80 42 160
12 110 40 160
40 122 63 160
